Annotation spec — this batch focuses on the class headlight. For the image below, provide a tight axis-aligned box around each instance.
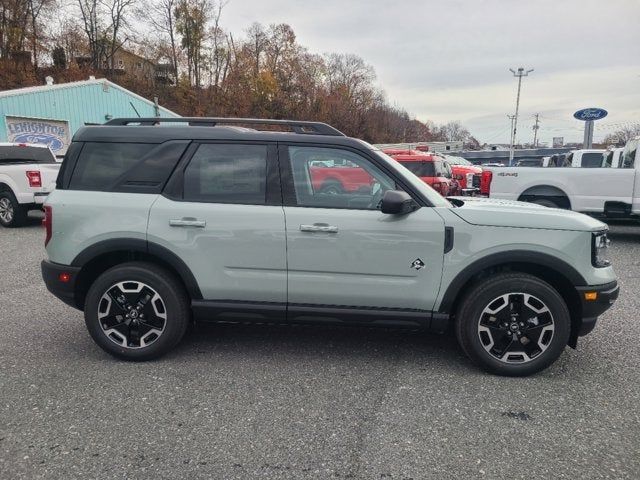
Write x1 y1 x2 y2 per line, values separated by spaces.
466 173 474 187
592 231 611 268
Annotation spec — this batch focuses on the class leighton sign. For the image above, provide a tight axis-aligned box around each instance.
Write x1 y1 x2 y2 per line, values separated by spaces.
5 116 70 154
573 108 608 121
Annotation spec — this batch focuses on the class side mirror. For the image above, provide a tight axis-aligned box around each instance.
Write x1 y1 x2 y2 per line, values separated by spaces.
380 190 417 215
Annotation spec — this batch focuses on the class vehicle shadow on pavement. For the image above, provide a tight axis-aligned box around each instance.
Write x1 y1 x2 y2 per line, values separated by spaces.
171 322 469 367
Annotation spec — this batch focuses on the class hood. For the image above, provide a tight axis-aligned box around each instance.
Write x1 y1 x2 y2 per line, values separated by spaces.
450 165 482 174
447 196 607 232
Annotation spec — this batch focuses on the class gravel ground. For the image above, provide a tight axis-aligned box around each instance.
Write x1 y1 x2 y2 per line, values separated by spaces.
0 218 639 479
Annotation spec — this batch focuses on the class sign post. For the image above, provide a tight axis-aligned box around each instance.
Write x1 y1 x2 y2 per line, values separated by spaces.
573 108 607 149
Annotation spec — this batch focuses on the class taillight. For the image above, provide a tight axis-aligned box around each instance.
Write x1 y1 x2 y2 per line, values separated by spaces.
43 205 52 246
26 170 42 188
482 171 493 195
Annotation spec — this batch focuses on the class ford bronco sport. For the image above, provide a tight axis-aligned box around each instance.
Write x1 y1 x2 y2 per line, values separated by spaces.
41 118 618 376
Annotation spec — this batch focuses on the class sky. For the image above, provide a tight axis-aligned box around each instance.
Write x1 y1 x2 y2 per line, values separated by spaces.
221 0 640 145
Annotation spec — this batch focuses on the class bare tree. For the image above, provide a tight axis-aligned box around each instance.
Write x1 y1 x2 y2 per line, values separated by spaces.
77 0 100 67
102 0 134 73
147 0 179 78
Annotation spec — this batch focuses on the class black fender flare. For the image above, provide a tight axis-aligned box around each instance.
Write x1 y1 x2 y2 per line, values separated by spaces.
71 238 202 299
437 250 587 313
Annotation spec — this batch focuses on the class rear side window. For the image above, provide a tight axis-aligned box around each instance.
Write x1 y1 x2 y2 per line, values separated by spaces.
67 141 188 192
581 153 604 168
183 144 267 204
399 161 435 177
69 143 150 190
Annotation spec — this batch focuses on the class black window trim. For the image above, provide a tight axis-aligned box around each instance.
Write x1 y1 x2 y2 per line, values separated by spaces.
162 140 281 206
278 142 431 210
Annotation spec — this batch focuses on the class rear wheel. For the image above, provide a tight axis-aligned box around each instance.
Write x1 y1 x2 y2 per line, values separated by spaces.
529 197 560 208
0 191 28 227
455 273 570 376
84 262 190 361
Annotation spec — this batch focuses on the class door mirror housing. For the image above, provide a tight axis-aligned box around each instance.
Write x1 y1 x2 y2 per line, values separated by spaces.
380 190 418 215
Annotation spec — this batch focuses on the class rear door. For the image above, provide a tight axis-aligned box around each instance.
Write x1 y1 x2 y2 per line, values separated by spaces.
148 142 287 311
280 144 446 322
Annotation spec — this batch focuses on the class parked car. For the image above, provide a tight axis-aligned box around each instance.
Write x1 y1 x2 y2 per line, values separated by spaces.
486 138 639 215
41 117 618 376
0 142 61 227
382 149 459 196
308 159 374 195
441 155 483 194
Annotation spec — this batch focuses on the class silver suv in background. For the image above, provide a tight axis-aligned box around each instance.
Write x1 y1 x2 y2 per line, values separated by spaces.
41 118 618 376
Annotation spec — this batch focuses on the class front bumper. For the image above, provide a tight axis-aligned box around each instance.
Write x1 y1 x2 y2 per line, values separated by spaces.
41 260 81 309
576 281 619 336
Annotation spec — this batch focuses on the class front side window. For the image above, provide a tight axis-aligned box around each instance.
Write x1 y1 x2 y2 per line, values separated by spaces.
399 161 435 177
183 144 267 204
288 146 396 210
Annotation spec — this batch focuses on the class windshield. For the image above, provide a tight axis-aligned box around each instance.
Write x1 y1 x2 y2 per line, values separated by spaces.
374 150 451 207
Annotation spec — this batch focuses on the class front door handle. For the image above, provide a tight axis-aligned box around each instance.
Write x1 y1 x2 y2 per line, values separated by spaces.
169 218 206 228
300 223 338 233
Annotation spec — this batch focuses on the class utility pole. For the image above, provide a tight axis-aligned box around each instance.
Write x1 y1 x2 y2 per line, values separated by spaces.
532 113 540 147
507 115 516 162
508 67 534 165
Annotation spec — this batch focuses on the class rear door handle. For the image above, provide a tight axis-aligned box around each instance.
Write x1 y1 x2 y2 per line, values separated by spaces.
300 223 338 233
169 218 206 228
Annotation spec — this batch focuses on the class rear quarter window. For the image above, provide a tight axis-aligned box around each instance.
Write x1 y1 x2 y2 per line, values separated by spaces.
68 141 188 192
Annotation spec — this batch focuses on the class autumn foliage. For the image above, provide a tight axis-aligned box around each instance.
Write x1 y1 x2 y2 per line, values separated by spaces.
0 0 474 144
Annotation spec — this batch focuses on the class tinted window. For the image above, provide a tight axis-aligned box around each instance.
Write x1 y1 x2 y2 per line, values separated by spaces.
183 144 267 204
0 145 56 164
70 142 150 190
581 153 604 168
289 146 396 210
399 161 435 177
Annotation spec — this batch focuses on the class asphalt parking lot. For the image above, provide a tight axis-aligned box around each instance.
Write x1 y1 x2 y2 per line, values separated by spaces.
1 219 639 480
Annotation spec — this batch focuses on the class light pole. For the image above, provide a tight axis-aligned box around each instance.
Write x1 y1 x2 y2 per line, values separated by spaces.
508 67 534 165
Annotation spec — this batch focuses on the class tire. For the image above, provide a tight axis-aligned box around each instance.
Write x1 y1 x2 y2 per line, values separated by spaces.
455 273 570 377
319 180 344 195
84 262 190 361
529 197 559 209
0 190 28 228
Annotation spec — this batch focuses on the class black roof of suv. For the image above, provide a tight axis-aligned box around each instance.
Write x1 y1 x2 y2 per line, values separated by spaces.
73 117 373 150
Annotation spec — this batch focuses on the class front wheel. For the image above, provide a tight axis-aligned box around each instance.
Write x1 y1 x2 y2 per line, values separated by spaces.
84 262 190 361
455 273 570 376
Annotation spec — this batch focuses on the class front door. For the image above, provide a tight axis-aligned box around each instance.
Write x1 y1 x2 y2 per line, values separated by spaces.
280 144 446 322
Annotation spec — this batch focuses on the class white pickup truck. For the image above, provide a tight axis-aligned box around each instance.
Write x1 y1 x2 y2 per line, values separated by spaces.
487 141 639 217
0 143 61 227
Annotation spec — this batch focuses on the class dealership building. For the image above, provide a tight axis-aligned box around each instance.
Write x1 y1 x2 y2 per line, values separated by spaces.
0 77 179 156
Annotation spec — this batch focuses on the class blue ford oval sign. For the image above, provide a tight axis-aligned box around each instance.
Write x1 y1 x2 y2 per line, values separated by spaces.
573 108 608 121
12 133 64 152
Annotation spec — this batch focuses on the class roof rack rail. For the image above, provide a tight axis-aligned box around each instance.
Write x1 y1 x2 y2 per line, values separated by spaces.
104 117 345 137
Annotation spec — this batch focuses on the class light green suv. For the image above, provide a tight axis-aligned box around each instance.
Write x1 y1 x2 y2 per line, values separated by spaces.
41 118 618 376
